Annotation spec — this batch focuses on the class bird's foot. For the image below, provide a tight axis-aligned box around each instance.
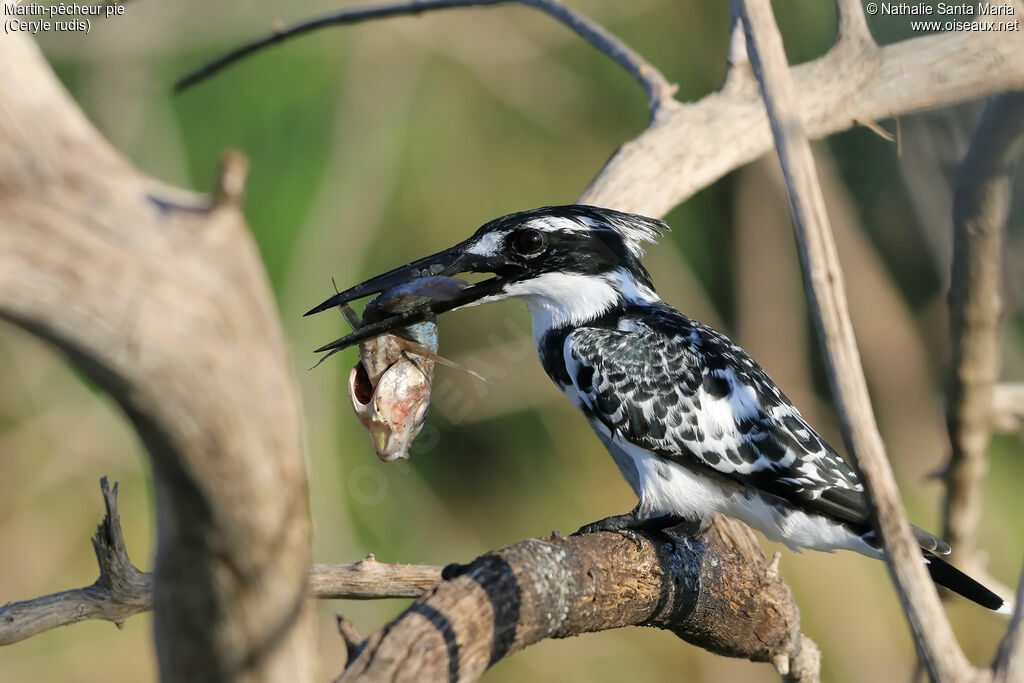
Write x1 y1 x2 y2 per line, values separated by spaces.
441 562 471 580
574 512 646 550
573 511 686 552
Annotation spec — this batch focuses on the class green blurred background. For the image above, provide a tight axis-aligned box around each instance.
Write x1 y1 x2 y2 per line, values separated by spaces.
1 1 1022 681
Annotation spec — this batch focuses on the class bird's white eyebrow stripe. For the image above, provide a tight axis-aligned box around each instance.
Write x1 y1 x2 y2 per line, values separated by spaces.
465 231 505 256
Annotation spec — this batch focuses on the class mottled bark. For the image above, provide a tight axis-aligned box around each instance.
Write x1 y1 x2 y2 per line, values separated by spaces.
338 518 818 682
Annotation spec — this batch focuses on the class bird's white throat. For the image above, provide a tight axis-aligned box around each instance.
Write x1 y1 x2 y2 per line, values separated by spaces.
499 269 659 341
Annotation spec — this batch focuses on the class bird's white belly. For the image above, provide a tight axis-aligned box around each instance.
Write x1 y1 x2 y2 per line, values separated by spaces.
592 421 879 557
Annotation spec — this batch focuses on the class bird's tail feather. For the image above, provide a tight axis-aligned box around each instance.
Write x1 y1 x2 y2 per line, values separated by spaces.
923 551 1013 614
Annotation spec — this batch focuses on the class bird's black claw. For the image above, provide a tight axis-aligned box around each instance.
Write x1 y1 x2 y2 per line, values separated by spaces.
441 562 471 580
615 529 645 551
572 521 606 536
573 510 689 553
573 512 648 551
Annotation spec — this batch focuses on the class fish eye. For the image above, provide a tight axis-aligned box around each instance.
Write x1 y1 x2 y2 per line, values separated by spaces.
511 229 546 257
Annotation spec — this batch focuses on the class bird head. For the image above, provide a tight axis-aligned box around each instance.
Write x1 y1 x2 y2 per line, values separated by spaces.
305 205 668 354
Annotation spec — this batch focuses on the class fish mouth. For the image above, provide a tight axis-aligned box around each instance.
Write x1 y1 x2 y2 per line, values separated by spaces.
304 241 517 354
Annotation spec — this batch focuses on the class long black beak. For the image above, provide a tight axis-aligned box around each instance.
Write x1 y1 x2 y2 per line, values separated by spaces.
305 241 513 354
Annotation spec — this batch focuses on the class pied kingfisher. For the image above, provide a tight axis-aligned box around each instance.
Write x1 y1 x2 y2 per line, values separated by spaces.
307 205 1011 614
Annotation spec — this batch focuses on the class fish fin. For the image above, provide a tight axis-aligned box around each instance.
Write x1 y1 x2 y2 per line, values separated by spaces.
394 339 495 385
309 347 343 371
332 277 363 329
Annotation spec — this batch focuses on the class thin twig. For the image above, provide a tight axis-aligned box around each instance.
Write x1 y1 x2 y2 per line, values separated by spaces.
175 0 675 115
737 0 976 680
943 92 1024 564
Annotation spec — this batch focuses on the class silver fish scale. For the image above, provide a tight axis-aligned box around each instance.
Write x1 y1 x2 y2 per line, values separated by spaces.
564 305 873 525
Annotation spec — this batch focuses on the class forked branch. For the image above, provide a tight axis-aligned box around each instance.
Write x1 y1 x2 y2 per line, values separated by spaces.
0 478 150 646
0 479 443 646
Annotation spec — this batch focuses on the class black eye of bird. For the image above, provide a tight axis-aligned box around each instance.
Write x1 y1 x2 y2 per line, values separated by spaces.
511 229 546 257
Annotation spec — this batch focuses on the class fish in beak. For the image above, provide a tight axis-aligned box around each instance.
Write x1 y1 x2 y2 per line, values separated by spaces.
304 240 514 355
321 275 491 462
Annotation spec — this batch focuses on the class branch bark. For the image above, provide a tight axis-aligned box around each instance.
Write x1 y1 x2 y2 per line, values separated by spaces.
0 14 314 681
943 92 1024 564
337 518 818 682
736 0 981 680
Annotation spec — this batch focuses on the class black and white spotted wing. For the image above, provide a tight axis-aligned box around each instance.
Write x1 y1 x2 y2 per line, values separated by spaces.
563 304 874 528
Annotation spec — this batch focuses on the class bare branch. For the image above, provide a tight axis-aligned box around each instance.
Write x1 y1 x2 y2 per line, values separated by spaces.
311 558 443 600
944 92 1024 564
0 480 443 645
0 478 149 646
2 485 818 683
736 0 976 680
0 22 314 680
175 0 675 115
338 518 819 683
580 26 1024 215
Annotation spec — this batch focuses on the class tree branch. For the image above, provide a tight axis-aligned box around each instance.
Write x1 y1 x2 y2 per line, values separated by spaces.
0 479 443 646
175 0 676 115
736 0 978 680
0 478 150 646
2 481 818 683
7 0 1022 679
337 517 818 682
177 0 1024 202
943 92 1024 564
0 17 314 681
579 21 1024 215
